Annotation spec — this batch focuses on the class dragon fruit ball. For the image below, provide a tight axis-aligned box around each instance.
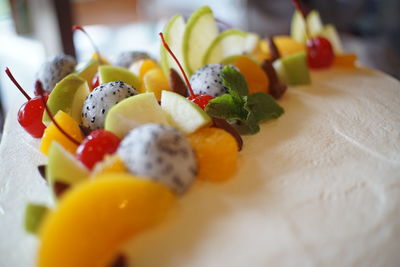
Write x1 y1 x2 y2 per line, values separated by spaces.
113 51 152 69
81 81 138 130
189 64 228 97
36 54 76 92
117 123 198 195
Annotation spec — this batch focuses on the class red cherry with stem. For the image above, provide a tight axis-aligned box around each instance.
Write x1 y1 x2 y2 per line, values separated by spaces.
187 94 213 109
5 68 47 138
291 0 334 69
307 37 334 69
75 129 121 170
159 32 213 108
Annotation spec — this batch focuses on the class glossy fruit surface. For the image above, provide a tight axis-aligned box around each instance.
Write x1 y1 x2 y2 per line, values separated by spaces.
18 96 47 138
142 68 170 99
332 53 357 68
188 127 238 182
76 129 121 170
40 110 83 155
307 37 334 69
38 174 175 267
187 94 213 109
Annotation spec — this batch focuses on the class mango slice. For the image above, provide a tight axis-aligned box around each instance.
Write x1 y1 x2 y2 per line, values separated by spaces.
38 174 175 267
40 110 83 155
332 53 357 68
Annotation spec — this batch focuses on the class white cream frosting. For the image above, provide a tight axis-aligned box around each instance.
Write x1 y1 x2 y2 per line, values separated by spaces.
0 67 399 267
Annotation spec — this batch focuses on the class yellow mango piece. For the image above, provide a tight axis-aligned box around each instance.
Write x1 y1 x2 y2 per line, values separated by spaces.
261 36 306 59
228 56 269 94
332 53 357 68
142 68 170 100
189 127 238 182
38 174 175 267
40 111 83 155
91 53 111 65
91 154 127 177
130 59 159 80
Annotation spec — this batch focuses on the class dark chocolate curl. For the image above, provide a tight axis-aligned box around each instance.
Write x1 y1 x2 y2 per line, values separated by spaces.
37 165 47 181
268 36 281 62
212 117 243 151
261 60 287 100
109 253 127 267
53 181 70 198
169 69 188 97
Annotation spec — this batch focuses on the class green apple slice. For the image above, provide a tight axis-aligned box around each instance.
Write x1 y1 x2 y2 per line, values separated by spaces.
105 92 170 138
290 10 323 43
273 51 311 86
161 91 211 134
318 24 343 54
98 65 140 90
43 74 89 125
182 6 219 75
203 29 248 65
160 15 186 77
24 203 49 234
47 142 89 187
75 58 99 86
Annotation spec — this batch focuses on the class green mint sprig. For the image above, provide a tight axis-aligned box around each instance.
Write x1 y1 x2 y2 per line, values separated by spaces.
205 66 284 134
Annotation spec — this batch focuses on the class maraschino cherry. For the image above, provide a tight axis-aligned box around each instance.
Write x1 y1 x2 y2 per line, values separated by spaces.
76 129 121 170
159 32 213 109
292 0 334 69
5 68 47 138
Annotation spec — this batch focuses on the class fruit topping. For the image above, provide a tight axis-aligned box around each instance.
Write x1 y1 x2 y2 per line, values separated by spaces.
42 74 90 126
332 53 357 68
188 127 238 182
190 64 228 97
161 91 211 134
212 117 243 151
113 51 152 69
142 67 170 100
117 124 197 194
267 36 281 62
5 68 47 138
273 51 311 86
187 94 214 110
81 81 138 130
24 203 49 234
98 65 140 90
36 54 76 92
37 174 175 267
105 92 170 138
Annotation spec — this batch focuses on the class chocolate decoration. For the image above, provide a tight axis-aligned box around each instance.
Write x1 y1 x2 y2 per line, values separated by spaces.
109 253 127 267
261 60 287 100
212 117 243 151
37 165 47 181
268 36 281 62
53 181 70 198
79 124 92 137
169 68 188 97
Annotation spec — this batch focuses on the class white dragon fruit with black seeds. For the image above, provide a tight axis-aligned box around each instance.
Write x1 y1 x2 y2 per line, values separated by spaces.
36 54 76 92
117 123 197 195
81 81 138 130
189 64 228 97
113 51 152 69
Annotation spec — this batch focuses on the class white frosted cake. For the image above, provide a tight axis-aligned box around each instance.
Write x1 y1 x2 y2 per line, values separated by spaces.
0 67 399 266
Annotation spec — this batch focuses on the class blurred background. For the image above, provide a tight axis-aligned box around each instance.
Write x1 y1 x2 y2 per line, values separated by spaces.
0 0 399 137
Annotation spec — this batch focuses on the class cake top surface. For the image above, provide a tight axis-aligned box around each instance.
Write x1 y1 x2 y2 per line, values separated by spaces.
1 67 399 267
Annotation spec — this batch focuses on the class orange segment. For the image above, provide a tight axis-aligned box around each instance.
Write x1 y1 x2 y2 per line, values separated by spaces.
130 59 159 80
260 36 306 59
142 68 170 100
332 53 357 68
39 111 83 155
189 127 238 182
229 56 269 94
38 174 175 267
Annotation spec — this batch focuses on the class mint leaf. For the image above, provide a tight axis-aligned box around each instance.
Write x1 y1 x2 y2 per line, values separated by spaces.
205 94 246 121
244 92 284 123
221 66 248 99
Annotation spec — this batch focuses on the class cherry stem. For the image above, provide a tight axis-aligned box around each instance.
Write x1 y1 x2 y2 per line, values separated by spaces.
292 0 311 40
159 32 195 96
36 81 81 146
4 67 31 101
72 25 103 65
